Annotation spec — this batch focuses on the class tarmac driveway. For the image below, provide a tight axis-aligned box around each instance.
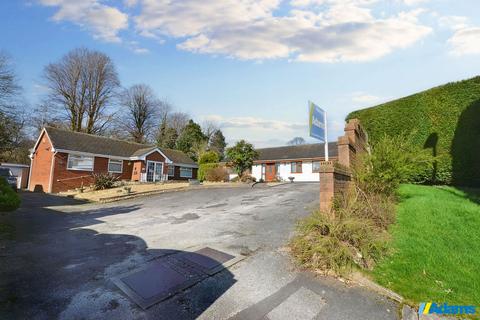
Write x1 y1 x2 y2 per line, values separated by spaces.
0 184 398 319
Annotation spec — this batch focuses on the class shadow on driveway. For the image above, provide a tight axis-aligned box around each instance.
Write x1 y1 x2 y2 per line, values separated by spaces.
0 192 235 319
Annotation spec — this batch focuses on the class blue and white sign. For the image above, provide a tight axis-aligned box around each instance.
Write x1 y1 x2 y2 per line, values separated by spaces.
309 101 326 142
308 101 329 161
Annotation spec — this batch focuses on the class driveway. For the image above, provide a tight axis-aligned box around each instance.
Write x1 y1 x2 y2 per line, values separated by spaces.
0 184 398 319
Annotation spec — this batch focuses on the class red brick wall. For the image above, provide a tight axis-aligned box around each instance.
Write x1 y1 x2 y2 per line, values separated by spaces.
29 131 54 192
319 162 352 213
51 153 98 193
171 166 198 180
51 155 135 193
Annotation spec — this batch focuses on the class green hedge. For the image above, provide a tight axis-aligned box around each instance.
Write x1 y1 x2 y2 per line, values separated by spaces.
0 177 20 211
198 163 219 181
347 76 480 186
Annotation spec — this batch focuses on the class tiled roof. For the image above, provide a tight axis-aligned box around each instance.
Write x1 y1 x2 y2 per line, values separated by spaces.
256 142 338 161
43 127 196 165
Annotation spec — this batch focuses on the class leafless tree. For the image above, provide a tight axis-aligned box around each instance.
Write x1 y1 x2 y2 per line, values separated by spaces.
43 48 120 134
287 137 306 145
32 101 65 134
120 84 163 143
168 111 190 135
0 52 20 112
202 120 219 142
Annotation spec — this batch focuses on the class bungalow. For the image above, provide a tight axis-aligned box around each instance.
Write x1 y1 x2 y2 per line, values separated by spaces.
28 127 198 193
251 142 338 182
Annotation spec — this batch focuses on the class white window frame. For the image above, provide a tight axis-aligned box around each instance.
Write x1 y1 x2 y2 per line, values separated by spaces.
67 154 94 171
167 165 175 176
179 167 193 178
108 159 123 173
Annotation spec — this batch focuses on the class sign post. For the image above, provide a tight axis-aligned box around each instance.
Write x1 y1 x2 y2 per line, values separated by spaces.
308 101 328 160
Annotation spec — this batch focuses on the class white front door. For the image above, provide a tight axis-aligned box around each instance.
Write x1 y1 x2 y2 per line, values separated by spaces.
146 161 163 182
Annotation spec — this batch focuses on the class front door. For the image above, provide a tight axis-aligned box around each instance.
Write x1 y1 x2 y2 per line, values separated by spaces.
146 161 163 182
265 163 276 182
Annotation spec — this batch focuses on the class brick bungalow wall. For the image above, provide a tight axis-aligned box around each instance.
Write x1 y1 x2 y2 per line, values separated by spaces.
172 165 198 180
29 131 54 192
51 153 134 193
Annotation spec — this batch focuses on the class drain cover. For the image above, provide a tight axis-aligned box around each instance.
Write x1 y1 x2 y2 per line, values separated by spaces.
178 247 236 275
112 259 203 309
112 247 244 309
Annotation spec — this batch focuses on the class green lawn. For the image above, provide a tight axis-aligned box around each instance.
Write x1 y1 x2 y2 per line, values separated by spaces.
372 184 480 306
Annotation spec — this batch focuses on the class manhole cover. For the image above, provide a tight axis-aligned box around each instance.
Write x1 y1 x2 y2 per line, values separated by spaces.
112 247 244 309
178 247 236 275
112 259 203 309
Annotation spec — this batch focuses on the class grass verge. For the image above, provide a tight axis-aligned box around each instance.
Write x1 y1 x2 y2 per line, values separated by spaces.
371 184 480 306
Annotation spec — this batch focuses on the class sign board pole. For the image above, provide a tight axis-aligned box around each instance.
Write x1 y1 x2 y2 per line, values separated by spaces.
324 110 328 161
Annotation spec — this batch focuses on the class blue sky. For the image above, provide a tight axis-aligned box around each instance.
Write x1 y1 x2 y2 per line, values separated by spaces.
1 0 480 147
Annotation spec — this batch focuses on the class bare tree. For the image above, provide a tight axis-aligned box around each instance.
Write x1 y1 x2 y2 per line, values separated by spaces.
43 48 120 134
168 111 190 135
287 137 306 145
32 101 64 134
202 120 219 142
0 52 20 112
120 84 163 143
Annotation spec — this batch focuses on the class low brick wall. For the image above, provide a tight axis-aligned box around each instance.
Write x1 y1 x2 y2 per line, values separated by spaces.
319 118 368 212
319 162 352 213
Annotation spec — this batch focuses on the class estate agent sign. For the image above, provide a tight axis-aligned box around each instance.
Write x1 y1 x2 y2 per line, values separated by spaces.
308 101 329 160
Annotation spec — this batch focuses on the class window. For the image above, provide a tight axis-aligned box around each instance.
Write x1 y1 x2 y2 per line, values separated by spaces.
312 161 321 173
291 161 302 173
67 154 94 171
180 167 193 178
108 159 123 173
167 165 175 176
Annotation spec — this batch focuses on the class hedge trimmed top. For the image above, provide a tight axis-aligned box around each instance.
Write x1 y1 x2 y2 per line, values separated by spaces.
347 76 480 186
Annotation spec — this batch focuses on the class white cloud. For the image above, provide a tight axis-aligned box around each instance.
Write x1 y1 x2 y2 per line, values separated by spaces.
402 0 429 5
438 15 469 30
132 0 432 62
38 0 128 42
203 114 305 131
448 27 480 56
351 92 383 104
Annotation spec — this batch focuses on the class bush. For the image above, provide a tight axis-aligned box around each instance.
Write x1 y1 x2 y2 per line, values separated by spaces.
291 187 394 274
354 134 432 196
198 151 220 165
0 177 20 211
347 76 480 185
291 134 419 274
240 174 256 183
92 173 118 190
198 163 218 181
205 166 228 182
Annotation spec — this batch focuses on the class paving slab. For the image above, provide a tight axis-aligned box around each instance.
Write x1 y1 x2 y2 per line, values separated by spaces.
266 287 325 320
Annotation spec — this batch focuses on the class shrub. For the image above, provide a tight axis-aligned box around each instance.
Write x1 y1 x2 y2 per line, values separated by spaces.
205 166 228 182
198 163 218 181
354 134 432 196
291 187 393 274
92 173 119 190
347 76 480 185
291 134 420 274
0 177 20 211
198 151 220 165
240 174 256 183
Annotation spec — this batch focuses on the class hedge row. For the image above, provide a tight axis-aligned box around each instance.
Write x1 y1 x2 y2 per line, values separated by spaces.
0 177 20 211
198 163 219 181
347 76 480 186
